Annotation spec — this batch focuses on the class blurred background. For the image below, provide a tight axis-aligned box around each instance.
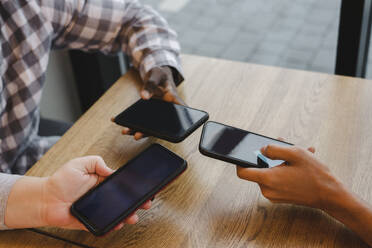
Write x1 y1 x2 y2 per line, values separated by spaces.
40 0 372 125
143 0 340 73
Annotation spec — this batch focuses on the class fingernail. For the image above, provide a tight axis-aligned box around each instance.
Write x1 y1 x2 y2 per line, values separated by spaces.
260 146 267 154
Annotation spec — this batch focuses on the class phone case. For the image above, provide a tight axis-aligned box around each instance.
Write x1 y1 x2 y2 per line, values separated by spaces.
114 99 209 143
199 121 293 168
70 144 187 236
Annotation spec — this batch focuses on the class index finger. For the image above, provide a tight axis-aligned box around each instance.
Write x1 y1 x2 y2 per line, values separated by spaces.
261 144 299 162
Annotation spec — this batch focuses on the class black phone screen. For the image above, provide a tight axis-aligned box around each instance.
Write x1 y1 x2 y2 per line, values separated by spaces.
114 99 208 142
200 122 292 167
72 144 186 233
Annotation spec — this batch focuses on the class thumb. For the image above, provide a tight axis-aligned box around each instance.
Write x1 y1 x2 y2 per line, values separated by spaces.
260 144 297 162
77 156 114 177
162 84 186 105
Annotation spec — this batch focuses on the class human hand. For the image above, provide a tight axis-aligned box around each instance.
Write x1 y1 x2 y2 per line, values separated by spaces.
141 66 184 104
42 156 151 231
236 144 345 211
120 66 185 140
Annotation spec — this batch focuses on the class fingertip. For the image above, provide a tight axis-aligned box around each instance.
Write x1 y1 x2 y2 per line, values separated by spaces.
134 133 144 140
114 223 124 231
121 128 130 135
141 200 152 210
141 90 151 100
111 117 115 122
125 214 139 225
260 146 267 155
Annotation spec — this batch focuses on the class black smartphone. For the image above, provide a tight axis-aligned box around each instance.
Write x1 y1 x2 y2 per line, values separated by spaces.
114 99 209 143
199 121 293 168
70 144 187 236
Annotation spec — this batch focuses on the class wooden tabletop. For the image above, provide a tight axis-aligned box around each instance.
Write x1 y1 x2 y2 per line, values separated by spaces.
0 230 78 247
26 54 371 247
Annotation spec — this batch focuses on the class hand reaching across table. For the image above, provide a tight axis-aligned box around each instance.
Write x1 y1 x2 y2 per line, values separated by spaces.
236 144 372 246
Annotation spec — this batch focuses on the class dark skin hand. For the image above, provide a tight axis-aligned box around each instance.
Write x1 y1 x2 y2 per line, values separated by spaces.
236 139 372 246
111 66 185 140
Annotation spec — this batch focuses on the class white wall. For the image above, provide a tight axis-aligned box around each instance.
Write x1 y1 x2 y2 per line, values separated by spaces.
40 51 82 123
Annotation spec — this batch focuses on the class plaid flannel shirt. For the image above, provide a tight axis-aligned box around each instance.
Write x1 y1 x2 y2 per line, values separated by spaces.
0 0 182 175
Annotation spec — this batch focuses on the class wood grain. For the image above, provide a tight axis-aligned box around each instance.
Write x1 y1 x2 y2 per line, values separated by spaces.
26 54 372 247
0 230 77 247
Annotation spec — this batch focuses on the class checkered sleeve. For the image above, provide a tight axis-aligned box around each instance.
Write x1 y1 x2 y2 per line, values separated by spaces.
41 0 183 83
0 0 60 175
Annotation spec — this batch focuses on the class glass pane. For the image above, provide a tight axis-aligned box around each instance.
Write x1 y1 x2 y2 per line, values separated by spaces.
142 0 341 74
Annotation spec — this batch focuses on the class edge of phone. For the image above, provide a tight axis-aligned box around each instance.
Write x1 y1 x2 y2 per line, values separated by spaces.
198 144 261 168
70 205 105 236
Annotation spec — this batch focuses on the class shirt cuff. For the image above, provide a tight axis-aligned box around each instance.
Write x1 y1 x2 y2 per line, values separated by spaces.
0 174 22 230
139 50 184 86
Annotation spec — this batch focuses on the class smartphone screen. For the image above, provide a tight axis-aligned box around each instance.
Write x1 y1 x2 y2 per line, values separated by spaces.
199 121 292 168
114 99 209 143
71 144 187 235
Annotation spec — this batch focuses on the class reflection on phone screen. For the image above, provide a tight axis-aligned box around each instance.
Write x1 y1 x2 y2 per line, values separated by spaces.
115 99 208 140
201 122 292 167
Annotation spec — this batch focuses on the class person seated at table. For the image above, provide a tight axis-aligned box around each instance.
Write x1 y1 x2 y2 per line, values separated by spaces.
0 0 183 230
236 144 372 246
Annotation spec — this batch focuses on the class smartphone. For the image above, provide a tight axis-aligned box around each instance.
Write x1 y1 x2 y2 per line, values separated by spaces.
70 144 187 236
199 121 293 168
114 99 209 143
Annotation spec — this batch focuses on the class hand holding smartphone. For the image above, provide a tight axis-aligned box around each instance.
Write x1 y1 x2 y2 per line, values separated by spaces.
199 121 293 168
71 144 187 236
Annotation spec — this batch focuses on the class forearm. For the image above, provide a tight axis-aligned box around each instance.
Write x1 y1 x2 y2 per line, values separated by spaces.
47 0 183 82
324 185 372 246
123 1 182 80
5 176 48 229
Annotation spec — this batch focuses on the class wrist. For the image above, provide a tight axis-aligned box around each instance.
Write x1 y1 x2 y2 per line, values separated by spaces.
5 176 49 228
317 173 350 214
318 175 362 220
144 66 173 85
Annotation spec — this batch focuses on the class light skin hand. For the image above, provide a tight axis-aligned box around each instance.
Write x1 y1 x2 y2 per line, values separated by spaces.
114 66 185 140
236 144 372 246
5 156 151 231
